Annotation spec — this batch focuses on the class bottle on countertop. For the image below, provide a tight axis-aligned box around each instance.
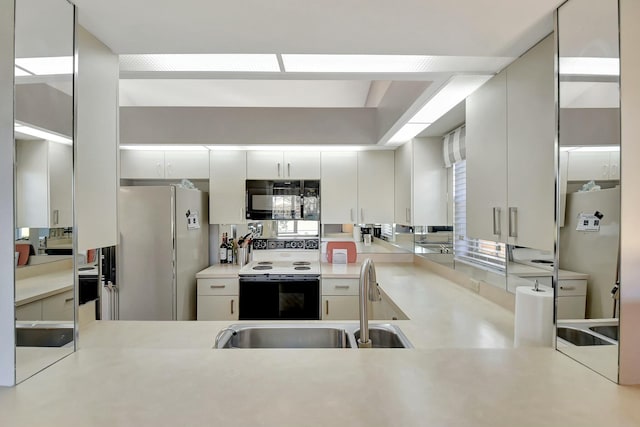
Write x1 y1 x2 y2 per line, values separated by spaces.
219 233 228 264
227 238 234 265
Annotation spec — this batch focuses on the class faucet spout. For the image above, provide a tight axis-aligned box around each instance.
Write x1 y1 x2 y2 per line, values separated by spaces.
358 258 381 348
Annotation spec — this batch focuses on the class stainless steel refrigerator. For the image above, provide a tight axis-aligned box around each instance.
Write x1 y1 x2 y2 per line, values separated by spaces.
117 186 209 320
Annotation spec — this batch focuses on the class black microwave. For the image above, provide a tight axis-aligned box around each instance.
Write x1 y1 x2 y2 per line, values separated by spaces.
245 180 320 220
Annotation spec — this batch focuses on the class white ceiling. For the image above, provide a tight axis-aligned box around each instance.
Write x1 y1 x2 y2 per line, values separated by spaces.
119 79 373 107
68 0 564 143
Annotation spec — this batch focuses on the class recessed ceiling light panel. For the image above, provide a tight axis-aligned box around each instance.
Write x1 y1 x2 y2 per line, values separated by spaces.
15 56 73 75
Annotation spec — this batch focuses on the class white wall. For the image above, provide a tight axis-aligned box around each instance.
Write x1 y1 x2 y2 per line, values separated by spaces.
76 25 119 252
619 0 640 386
0 0 15 387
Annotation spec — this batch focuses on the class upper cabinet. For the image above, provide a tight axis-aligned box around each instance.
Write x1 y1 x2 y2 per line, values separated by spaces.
394 138 448 226
209 150 247 224
246 151 320 179
16 139 73 228
567 151 620 181
357 150 394 224
120 150 209 179
505 35 555 250
321 152 358 224
466 35 554 251
466 70 508 243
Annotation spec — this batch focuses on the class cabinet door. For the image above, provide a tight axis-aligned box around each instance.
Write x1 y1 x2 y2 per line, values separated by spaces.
16 140 49 228
394 141 412 225
465 70 508 242
120 150 165 179
246 151 284 179
48 141 73 227
557 296 586 320
165 151 209 179
42 290 74 321
321 296 359 320
209 151 246 224
197 296 239 321
608 151 620 180
357 151 394 224
15 301 43 321
412 138 448 225
284 151 321 179
567 151 609 181
506 35 555 251
320 152 358 224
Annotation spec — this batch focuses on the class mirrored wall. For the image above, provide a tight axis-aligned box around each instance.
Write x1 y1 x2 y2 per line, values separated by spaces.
555 0 620 382
14 0 76 383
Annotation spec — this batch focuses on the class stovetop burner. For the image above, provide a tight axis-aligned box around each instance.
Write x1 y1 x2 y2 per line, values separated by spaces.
292 261 310 266
531 259 553 265
294 266 311 270
258 261 273 265
253 265 273 270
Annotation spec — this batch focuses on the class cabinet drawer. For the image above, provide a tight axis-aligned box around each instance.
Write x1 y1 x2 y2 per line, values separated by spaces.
322 278 359 296
197 278 239 295
42 290 74 321
558 279 587 296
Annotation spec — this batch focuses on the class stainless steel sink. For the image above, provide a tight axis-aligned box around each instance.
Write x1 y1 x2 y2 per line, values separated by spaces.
354 325 413 348
214 323 411 349
216 325 356 349
589 325 619 341
16 324 74 347
557 327 614 346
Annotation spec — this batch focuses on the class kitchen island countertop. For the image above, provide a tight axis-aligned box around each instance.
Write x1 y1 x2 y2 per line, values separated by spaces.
2 263 639 427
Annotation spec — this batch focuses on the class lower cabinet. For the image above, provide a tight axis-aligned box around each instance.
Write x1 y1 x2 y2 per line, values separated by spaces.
321 278 359 320
15 290 74 321
521 276 587 319
197 278 239 321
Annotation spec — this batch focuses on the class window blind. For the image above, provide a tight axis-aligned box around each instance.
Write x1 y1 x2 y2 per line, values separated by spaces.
443 125 466 168
453 160 506 272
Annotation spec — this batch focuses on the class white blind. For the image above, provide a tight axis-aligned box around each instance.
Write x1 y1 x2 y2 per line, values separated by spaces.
453 160 506 272
443 125 466 168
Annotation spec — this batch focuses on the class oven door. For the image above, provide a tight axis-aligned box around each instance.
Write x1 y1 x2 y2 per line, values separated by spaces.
239 275 320 320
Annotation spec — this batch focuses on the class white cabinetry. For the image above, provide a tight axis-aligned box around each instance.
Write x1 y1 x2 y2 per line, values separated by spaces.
465 70 508 243
120 150 208 179
209 151 246 224
320 152 358 224
466 35 554 251
15 290 74 321
196 278 239 320
521 276 587 319
567 151 620 181
394 138 448 225
246 151 320 179
164 151 209 179
321 278 359 320
16 139 73 228
357 150 394 224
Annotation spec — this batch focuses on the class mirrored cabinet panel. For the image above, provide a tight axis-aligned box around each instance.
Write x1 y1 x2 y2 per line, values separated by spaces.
14 0 75 383
556 0 620 382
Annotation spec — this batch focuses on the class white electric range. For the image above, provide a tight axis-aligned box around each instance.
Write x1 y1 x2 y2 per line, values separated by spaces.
238 239 321 320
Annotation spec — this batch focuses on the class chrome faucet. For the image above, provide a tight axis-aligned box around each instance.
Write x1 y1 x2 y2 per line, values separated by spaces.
358 258 381 348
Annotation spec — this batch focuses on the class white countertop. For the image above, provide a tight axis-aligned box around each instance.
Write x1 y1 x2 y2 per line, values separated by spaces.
508 262 589 280
195 264 242 279
3 263 639 426
15 269 73 306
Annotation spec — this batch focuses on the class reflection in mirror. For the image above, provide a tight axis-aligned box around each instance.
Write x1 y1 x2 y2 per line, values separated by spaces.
556 0 620 382
14 0 75 383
